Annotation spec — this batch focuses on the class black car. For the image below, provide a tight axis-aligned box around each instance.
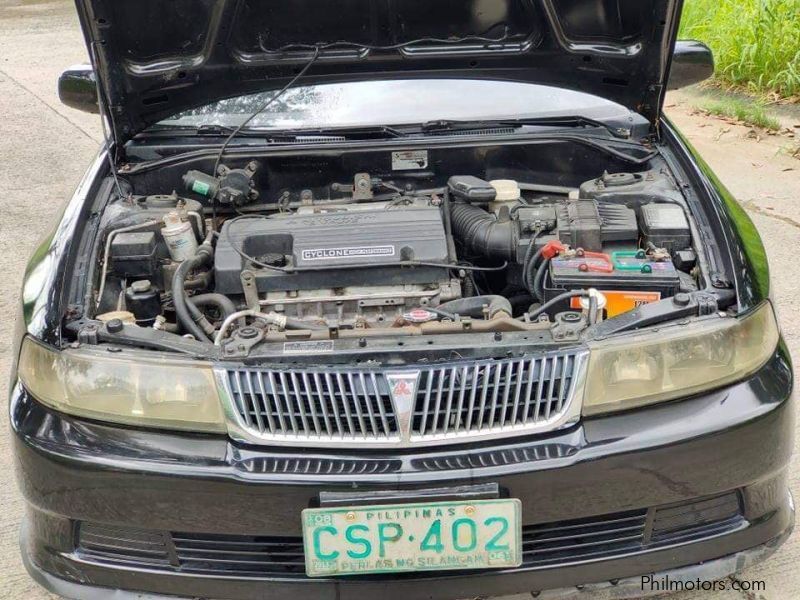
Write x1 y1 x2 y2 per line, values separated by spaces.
11 1 793 599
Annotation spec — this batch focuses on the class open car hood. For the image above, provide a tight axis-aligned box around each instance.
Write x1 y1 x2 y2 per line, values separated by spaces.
76 0 683 144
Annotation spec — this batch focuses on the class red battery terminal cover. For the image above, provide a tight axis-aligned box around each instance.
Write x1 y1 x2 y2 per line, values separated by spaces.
560 247 615 273
541 241 614 273
541 240 568 260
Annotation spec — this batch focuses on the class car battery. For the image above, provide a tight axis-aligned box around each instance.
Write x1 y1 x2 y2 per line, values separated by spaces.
544 250 681 317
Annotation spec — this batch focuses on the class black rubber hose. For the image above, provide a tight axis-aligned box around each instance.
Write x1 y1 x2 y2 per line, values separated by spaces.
533 257 551 302
521 231 542 291
507 293 534 315
462 273 476 297
527 290 588 321
189 293 237 318
436 295 513 319
172 239 215 341
450 202 515 260
524 246 545 295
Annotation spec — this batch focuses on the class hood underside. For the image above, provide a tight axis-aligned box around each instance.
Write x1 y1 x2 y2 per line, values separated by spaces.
76 0 683 144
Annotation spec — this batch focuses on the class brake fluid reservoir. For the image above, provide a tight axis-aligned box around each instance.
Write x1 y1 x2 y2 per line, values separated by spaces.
161 211 198 261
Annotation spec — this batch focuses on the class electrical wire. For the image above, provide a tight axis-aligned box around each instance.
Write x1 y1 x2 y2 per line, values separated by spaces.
212 47 322 175
525 290 588 321
210 47 322 229
223 214 293 272
411 261 508 272
521 229 543 291
533 256 551 301
258 26 511 55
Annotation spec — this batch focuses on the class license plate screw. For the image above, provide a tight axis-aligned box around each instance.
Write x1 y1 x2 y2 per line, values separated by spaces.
346 511 356 521
465 505 476 516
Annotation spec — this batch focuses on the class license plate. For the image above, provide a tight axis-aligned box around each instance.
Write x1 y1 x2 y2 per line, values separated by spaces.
301 499 522 577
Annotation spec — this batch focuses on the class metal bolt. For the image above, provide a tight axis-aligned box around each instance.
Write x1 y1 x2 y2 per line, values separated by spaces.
346 511 356 521
465 505 476 516
106 319 124 333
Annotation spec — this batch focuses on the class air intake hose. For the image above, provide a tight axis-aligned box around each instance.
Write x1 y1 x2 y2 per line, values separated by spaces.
450 202 516 260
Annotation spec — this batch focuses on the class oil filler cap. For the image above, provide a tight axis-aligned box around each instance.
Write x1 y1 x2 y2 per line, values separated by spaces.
256 253 287 267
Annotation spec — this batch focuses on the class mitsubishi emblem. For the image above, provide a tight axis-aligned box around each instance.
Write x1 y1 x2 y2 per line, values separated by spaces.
386 371 420 442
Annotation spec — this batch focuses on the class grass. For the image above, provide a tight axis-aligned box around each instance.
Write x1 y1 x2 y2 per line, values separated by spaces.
679 0 800 99
695 97 782 130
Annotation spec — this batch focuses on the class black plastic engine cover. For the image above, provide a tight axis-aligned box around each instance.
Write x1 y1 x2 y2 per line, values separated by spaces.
215 206 450 294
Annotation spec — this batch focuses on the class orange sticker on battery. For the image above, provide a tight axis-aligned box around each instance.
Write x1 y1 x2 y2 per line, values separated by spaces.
570 290 662 317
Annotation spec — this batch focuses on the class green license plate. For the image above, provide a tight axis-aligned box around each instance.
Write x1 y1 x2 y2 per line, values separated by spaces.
302 499 522 577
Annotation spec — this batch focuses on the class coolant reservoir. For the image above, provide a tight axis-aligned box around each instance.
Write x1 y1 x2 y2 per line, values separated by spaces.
489 179 521 213
161 211 198 262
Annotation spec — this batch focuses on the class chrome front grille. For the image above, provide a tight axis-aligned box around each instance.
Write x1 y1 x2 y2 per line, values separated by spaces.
226 369 398 439
412 354 577 437
217 349 586 447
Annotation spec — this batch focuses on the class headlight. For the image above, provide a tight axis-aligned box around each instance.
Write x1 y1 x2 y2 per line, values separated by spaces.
582 301 780 416
17 338 226 433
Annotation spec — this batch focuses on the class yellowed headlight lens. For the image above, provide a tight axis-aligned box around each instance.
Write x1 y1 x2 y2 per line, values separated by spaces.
18 338 226 433
582 301 780 416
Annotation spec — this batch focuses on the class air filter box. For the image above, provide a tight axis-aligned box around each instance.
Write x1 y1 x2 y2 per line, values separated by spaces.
556 200 638 252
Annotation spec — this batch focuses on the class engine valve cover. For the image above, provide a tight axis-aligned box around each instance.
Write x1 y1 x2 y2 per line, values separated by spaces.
215 204 450 294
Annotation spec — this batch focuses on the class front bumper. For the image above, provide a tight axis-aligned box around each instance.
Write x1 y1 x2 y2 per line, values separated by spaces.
20 525 793 600
11 347 795 600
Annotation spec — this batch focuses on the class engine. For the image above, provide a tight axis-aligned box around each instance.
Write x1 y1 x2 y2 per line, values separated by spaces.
93 165 700 350
214 199 461 327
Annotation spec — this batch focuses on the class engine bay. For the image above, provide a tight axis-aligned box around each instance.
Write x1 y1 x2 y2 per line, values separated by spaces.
87 141 710 357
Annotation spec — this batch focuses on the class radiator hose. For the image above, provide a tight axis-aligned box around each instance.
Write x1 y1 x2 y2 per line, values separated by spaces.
172 233 216 341
434 295 513 320
189 293 237 318
449 202 516 260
